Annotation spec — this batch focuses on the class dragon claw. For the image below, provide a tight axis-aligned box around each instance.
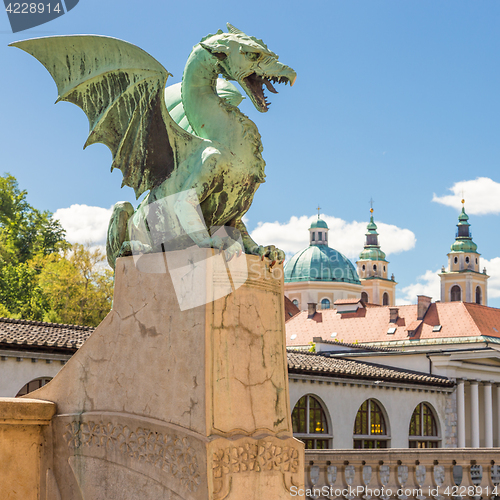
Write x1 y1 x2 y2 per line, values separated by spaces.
249 244 285 265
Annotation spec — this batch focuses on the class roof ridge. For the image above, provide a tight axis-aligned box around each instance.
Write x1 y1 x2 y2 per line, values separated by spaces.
459 301 483 336
0 316 94 331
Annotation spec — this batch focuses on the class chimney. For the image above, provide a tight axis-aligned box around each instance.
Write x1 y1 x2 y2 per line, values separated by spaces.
308 303 317 318
417 295 432 320
389 307 399 323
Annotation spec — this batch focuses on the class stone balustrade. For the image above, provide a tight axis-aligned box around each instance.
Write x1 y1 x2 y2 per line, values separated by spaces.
302 449 500 499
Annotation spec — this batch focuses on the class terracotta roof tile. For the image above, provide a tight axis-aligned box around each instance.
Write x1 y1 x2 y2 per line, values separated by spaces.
284 296 300 322
286 302 500 346
287 350 454 387
0 317 94 353
334 298 362 305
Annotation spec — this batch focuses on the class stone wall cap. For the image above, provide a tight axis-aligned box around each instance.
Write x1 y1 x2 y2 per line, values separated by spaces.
0 397 56 424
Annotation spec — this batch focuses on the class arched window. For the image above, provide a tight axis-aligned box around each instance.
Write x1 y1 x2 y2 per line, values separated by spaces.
292 395 331 449
450 285 461 302
383 292 389 306
292 299 299 307
409 402 440 448
353 399 389 448
16 377 52 397
475 286 482 305
373 265 377 271
361 292 369 303
321 298 331 310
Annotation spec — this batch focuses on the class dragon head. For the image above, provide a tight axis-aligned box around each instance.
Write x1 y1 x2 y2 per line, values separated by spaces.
200 23 296 113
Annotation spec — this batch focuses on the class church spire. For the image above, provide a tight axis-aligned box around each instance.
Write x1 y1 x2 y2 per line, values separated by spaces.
439 200 488 304
356 205 396 306
451 200 477 253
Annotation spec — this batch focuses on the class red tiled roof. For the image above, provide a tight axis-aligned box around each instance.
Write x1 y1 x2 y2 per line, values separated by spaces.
334 298 362 305
0 317 94 353
286 302 500 346
284 296 300 322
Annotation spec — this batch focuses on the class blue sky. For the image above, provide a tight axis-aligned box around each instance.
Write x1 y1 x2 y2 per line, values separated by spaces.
1 1 500 306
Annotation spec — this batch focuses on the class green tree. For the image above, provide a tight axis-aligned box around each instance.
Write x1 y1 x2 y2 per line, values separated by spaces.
0 174 112 326
0 174 67 264
37 244 113 326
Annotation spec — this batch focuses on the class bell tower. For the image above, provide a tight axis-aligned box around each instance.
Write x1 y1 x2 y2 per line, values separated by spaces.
439 200 489 304
356 207 397 305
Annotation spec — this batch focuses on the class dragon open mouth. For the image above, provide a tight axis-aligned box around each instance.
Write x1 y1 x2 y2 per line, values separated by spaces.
243 73 291 112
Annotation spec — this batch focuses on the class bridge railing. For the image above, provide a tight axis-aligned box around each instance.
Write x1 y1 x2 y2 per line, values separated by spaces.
302 449 500 499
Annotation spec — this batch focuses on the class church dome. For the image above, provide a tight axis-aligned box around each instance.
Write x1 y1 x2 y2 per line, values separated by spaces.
309 219 328 229
359 247 386 261
284 245 361 284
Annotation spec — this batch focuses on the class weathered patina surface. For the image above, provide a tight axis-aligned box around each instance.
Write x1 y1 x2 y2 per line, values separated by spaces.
11 24 296 268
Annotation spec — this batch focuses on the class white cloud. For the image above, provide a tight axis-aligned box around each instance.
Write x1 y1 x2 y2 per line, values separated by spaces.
397 269 441 305
432 177 500 215
54 205 113 244
250 214 416 260
397 258 500 304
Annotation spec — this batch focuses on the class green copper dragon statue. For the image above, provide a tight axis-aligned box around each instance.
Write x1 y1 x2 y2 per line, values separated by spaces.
11 24 296 269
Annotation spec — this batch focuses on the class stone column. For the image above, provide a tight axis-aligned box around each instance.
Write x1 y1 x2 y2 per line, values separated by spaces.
497 384 500 447
484 382 493 448
470 380 480 448
457 379 466 447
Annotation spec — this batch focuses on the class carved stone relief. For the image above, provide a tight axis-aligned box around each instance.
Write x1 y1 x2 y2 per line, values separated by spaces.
63 420 201 493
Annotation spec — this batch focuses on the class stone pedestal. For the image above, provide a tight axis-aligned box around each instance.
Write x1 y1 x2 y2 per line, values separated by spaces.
26 252 304 499
0 398 56 500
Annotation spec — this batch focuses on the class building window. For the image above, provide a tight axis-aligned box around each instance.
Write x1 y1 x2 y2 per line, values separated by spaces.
353 399 389 448
312 232 315 241
318 232 322 241
16 377 52 397
362 265 366 271
450 285 461 302
321 298 331 310
373 265 377 271
292 299 299 307
361 292 369 303
465 257 470 264
454 257 458 264
383 293 389 306
409 403 440 448
475 286 482 305
292 395 331 449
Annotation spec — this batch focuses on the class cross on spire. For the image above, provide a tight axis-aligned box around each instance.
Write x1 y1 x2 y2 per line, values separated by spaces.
369 197 375 214
316 205 321 219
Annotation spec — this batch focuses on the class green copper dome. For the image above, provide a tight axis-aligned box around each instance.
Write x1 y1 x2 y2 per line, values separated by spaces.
310 218 328 229
359 247 387 261
450 239 478 252
450 207 478 253
284 245 361 284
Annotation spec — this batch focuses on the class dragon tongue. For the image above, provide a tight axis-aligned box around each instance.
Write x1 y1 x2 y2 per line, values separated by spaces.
263 78 278 94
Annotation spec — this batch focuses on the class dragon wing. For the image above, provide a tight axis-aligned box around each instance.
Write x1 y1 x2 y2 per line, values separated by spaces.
10 35 203 198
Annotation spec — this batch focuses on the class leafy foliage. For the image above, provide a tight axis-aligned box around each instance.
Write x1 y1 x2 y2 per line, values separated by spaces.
0 174 113 326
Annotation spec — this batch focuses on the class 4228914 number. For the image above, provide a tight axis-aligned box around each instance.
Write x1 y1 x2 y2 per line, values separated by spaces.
5 3 61 13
